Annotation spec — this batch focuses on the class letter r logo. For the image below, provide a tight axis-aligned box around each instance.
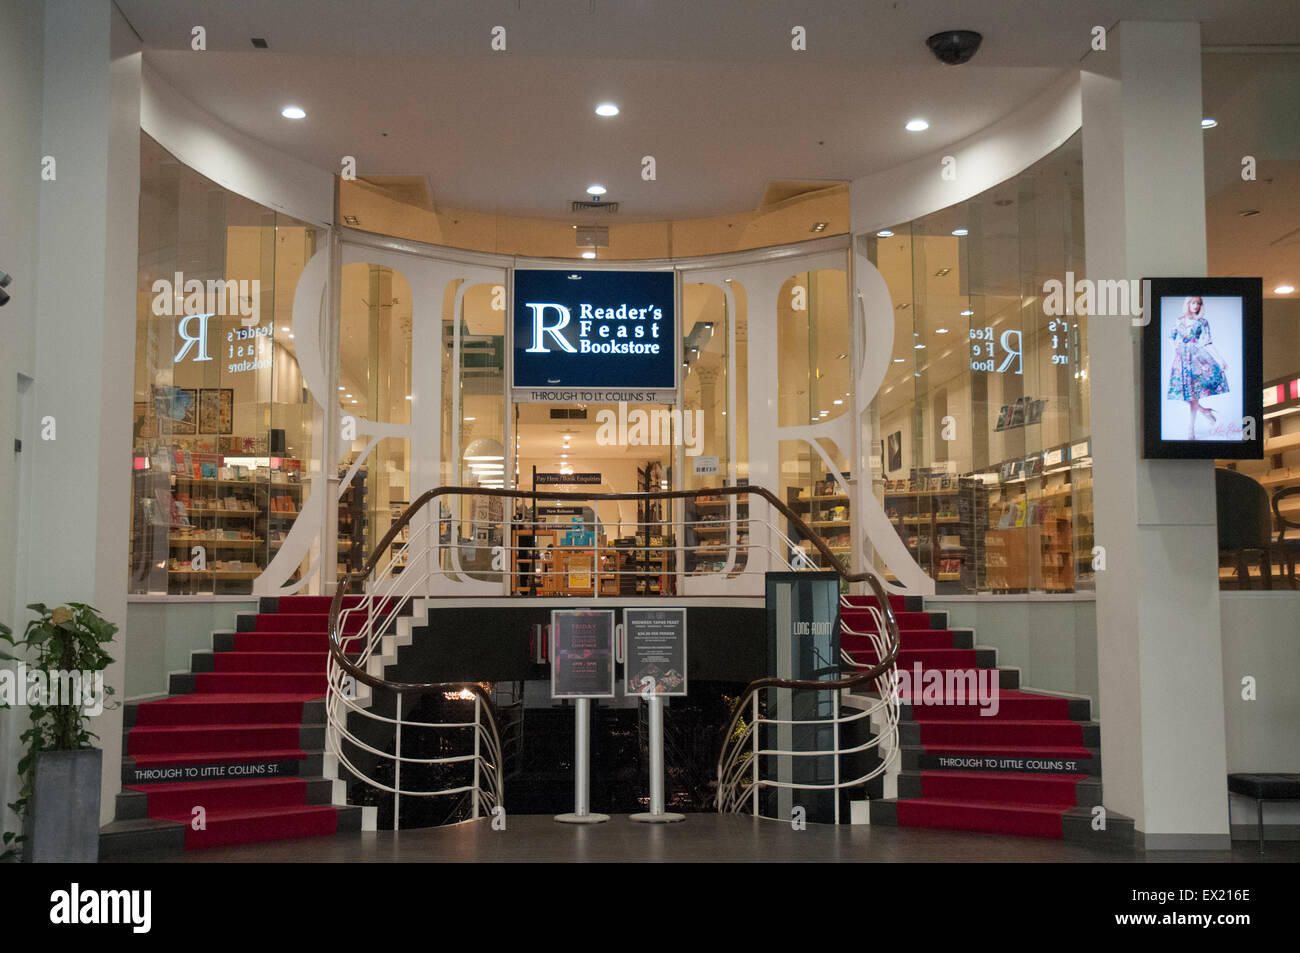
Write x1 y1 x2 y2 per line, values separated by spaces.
525 303 577 354
174 312 213 363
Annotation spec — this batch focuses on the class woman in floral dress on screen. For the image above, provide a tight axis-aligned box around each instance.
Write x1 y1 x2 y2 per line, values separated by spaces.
1167 295 1229 439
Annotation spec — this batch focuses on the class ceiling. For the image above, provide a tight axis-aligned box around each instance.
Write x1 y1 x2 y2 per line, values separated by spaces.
118 0 1300 222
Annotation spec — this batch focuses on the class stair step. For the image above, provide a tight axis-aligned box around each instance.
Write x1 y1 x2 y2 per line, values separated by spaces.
161 804 341 850
908 769 1094 807
129 694 320 728
193 672 326 693
906 719 1092 747
125 776 311 813
128 723 303 756
212 651 326 673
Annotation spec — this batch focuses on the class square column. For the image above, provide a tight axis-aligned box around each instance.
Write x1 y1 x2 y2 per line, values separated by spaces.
23 0 141 825
1082 21 1230 849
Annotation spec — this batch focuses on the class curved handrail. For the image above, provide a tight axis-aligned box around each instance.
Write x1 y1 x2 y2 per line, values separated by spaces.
713 569 901 809
326 483 902 820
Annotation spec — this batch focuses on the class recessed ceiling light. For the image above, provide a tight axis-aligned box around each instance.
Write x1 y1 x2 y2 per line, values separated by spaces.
935 327 949 334
836 352 847 359
1201 117 1217 129
281 105 306 120
345 393 352 398
877 229 895 237
288 333 294 338
586 184 607 196
951 228 968 236
915 343 927 349
464 416 476 422
405 395 412 400
961 309 974 316
934 267 951 277
833 399 843 405
819 410 829 416
1276 285 1296 294
810 222 828 233
350 398 357 404
595 103 620 117
280 326 290 332
893 358 905 363
338 386 345 391
581 251 596 259
905 118 930 132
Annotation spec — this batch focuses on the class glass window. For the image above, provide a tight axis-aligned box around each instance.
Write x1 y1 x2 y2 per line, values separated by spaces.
866 132 1091 594
131 134 321 595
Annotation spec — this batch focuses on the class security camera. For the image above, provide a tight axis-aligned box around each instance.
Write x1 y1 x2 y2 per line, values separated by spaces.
926 30 983 65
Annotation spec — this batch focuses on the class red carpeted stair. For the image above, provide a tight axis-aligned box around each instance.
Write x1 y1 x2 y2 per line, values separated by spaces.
119 595 378 850
847 593 1126 843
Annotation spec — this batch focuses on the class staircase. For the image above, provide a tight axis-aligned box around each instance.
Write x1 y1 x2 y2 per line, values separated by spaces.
844 593 1134 846
100 595 379 856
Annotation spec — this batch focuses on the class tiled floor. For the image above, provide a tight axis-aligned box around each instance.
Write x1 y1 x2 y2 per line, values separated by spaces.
103 814 1300 863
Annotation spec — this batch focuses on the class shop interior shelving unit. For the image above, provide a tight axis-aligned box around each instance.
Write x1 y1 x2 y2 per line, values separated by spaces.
134 449 305 594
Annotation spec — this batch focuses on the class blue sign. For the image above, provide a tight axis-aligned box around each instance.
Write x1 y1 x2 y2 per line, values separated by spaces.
513 270 675 391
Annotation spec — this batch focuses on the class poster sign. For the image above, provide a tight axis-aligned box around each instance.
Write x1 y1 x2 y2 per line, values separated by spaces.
1141 276 1262 459
512 269 676 399
624 608 687 697
551 610 615 699
692 455 719 477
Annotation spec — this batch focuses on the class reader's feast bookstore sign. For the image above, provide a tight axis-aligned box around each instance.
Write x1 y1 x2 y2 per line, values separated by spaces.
513 269 676 402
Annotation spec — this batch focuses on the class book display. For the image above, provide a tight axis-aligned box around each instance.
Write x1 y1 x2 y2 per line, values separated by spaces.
337 464 368 580
788 476 851 571
686 483 748 575
129 444 305 594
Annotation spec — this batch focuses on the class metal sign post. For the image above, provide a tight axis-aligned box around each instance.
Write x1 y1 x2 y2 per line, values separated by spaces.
551 609 615 824
625 607 687 824
630 692 684 824
555 697 609 824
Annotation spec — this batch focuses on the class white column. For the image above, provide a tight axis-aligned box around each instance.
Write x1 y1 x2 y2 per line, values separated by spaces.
25 0 141 825
1082 21 1230 848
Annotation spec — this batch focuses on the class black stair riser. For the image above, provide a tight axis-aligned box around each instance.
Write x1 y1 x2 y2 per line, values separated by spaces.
902 746 1102 776
121 755 320 786
898 721 1100 746
894 771 1103 807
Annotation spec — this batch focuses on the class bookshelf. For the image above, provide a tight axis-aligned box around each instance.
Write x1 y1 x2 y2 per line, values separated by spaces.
686 488 749 574
337 465 367 579
133 448 305 594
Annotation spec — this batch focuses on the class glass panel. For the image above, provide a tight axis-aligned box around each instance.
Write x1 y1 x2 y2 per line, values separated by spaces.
866 132 1089 594
131 133 319 595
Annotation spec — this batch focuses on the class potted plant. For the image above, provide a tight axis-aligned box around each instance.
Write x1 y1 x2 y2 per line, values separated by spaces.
0 603 117 862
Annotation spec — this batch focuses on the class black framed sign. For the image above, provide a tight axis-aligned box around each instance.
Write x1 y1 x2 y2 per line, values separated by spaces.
550 609 616 699
1142 276 1263 460
623 608 687 697
512 269 676 402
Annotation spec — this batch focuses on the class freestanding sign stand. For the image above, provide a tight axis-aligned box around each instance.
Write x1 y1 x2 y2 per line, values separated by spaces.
625 608 687 824
551 610 615 824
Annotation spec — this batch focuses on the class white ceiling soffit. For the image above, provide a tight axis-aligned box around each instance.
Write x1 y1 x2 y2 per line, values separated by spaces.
118 1 1300 222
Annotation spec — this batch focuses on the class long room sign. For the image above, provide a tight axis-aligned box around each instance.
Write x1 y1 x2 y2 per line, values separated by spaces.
512 269 677 403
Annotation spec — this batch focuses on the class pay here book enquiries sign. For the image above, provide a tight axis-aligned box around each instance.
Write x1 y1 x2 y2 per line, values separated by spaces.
512 269 677 403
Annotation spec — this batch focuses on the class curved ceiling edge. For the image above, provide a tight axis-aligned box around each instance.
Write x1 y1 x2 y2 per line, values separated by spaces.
140 62 334 227
849 70 1082 235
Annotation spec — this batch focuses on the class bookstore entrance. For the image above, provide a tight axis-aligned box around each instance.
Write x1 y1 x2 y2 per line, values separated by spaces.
509 401 678 597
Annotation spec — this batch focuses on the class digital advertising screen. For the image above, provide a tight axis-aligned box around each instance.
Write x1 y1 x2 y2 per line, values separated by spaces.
1142 277 1262 460
512 269 676 400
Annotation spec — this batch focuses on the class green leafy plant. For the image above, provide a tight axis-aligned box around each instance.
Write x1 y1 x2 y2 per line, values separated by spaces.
0 603 117 862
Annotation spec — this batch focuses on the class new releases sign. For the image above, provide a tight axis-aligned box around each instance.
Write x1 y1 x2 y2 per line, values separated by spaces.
513 270 676 400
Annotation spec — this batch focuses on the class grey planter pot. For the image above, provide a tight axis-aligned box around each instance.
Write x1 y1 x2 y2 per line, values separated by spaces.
23 749 102 863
